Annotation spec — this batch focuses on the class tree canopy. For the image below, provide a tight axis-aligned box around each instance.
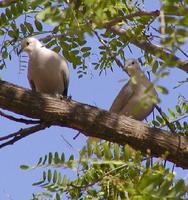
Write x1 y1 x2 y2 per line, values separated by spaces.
0 0 188 199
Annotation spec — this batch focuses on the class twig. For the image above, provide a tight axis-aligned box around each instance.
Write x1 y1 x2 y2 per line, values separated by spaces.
92 30 126 73
38 28 188 74
168 115 188 125
177 47 188 58
108 26 188 73
155 105 175 168
60 134 74 149
0 110 41 124
39 34 67 43
155 105 174 133
73 131 81 140
70 162 130 190
105 10 160 27
0 123 50 149
173 78 188 89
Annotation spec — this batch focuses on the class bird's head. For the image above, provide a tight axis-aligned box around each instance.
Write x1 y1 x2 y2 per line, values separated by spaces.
19 37 43 54
124 59 141 76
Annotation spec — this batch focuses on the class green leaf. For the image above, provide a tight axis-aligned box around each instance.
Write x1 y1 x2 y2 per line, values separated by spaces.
67 155 74 168
152 120 160 127
103 142 112 160
168 108 176 118
20 165 29 170
17 2 24 14
56 193 61 200
87 140 93 157
5 8 12 19
182 102 188 113
81 47 91 52
53 170 57 183
152 61 158 73
83 52 90 58
61 153 65 163
20 24 27 34
0 29 4 35
175 105 182 115
34 19 43 31
61 175 68 187
24 22 34 34
33 171 46 186
42 155 47 165
8 30 18 39
47 169 52 182
10 4 18 16
2 51 8 59
156 85 168 94
37 156 43 165
175 121 182 130
156 115 165 125
53 46 61 53
48 152 53 164
54 152 60 164
114 144 120 160
30 0 46 10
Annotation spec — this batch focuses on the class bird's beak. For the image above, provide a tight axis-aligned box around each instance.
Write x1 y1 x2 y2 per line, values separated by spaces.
124 62 130 69
122 63 128 74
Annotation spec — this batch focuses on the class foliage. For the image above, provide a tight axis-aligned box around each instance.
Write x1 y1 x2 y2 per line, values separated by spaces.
152 97 188 135
0 0 188 199
21 141 188 200
0 0 187 76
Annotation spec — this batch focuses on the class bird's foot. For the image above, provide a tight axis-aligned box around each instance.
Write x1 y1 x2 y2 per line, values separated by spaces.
58 94 72 101
67 95 72 101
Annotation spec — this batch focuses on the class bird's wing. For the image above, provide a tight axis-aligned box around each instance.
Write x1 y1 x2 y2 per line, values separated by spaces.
27 60 36 91
29 79 36 91
110 80 135 113
60 60 70 97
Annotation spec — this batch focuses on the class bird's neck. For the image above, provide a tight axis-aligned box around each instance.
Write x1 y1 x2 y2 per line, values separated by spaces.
130 72 148 85
28 46 43 58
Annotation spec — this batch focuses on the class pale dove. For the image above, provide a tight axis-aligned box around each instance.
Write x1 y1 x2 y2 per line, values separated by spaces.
20 37 70 96
110 59 158 121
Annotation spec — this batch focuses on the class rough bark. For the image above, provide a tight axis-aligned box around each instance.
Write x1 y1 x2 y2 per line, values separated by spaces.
0 80 188 169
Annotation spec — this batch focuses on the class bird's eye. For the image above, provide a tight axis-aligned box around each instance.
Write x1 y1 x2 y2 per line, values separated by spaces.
26 41 30 46
132 61 135 65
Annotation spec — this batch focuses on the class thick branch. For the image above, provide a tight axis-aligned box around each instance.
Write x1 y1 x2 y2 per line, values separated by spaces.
107 26 188 73
0 80 187 168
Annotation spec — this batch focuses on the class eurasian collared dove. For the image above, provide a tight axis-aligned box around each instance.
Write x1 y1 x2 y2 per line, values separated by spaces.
20 37 70 96
110 59 158 121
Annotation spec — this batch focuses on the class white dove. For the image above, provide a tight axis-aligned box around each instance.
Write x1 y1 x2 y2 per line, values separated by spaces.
20 37 70 96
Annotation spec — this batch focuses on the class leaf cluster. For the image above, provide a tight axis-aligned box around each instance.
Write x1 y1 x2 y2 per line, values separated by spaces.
21 141 188 200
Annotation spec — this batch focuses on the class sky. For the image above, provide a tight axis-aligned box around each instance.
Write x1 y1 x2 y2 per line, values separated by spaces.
0 1 188 200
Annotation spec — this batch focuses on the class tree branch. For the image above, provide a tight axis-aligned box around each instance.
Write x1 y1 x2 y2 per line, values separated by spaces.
155 105 175 133
38 29 188 74
107 25 188 73
0 123 49 149
92 29 126 72
0 110 41 124
105 10 160 28
0 80 187 168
